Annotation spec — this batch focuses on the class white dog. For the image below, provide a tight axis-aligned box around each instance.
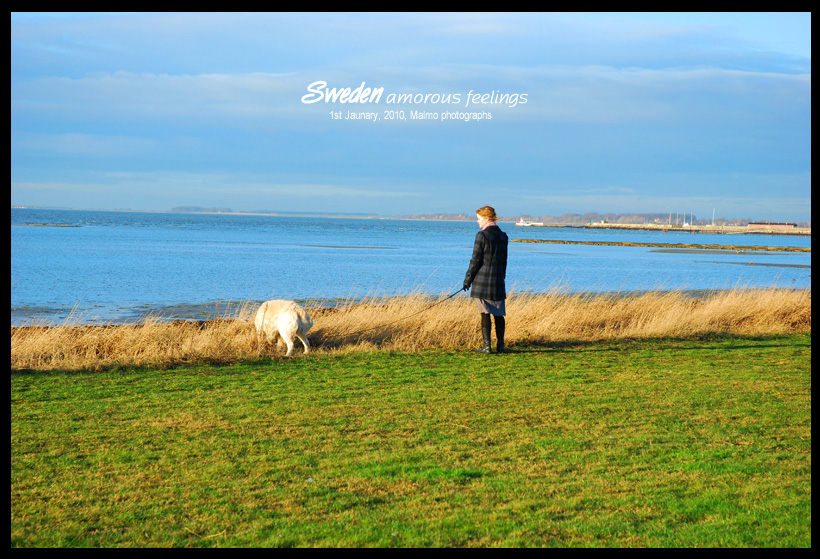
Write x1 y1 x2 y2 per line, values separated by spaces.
254 300 314 357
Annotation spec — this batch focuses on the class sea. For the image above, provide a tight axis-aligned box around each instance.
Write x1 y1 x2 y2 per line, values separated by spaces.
11 208 811 325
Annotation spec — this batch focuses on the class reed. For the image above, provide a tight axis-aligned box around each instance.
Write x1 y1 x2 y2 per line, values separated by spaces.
10 287 811 371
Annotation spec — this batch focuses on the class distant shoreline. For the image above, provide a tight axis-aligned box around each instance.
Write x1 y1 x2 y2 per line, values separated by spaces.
515 223 811 236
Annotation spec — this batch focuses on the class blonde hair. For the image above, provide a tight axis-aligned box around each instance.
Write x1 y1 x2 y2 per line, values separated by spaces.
476 206 498 222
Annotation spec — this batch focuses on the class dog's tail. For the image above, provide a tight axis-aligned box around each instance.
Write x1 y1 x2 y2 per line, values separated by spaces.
254 301 269 329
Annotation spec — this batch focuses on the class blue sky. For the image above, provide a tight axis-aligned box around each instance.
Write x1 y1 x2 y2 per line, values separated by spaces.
10 12 811 221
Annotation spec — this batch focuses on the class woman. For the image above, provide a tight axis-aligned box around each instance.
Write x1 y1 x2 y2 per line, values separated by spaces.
463 205 508 353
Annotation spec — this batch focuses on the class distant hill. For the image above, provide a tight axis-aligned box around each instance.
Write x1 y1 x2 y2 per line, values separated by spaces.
170 206 234 213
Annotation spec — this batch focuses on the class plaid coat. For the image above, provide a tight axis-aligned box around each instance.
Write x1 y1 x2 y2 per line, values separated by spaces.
463 225 508 300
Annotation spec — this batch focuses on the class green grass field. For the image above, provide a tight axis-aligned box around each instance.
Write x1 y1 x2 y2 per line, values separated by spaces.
11 333 811 547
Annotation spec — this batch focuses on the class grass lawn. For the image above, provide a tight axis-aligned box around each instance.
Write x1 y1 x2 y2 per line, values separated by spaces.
11 333 811 547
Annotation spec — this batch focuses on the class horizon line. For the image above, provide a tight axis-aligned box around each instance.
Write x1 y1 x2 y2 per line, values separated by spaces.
11 205 811 226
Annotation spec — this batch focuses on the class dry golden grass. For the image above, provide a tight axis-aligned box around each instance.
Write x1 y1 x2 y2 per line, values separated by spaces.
10 288 811 371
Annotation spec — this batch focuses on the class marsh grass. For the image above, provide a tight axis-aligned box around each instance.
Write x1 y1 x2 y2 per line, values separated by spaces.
11 287 811 371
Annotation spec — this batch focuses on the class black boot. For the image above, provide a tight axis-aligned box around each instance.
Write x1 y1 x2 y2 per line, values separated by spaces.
495 316 506 353
475 313 492 353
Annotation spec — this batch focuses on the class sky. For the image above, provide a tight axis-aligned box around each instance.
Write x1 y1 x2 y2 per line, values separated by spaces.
10 12 812 222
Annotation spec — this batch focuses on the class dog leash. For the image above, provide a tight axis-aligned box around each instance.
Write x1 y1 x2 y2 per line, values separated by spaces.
337 285 466 340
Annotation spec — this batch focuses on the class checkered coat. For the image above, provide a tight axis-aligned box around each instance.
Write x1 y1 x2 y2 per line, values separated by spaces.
463 225 508 300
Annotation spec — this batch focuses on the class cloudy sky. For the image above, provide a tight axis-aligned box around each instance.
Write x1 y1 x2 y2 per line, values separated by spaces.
10 12 811 221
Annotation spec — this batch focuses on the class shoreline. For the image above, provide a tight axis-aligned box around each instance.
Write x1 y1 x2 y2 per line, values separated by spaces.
515 222 811 236
11 286 812 328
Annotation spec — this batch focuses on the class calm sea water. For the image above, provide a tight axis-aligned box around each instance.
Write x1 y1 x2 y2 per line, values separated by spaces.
11 208 811 324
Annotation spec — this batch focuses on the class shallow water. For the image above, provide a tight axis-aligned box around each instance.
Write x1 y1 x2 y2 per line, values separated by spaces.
11 208 811 324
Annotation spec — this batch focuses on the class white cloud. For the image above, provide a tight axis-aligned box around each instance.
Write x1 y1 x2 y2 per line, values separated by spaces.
11 71 305 124
10 13 811 221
